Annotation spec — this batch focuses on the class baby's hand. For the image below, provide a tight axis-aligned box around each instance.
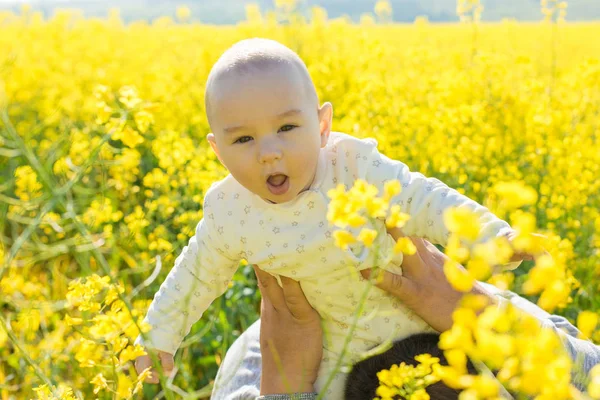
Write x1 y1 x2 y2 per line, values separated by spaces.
134 349 174 384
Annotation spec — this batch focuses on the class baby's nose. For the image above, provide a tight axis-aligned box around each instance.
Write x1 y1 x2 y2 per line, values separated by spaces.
258 142 282 164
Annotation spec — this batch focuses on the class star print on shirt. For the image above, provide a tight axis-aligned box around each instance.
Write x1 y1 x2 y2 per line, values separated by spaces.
218 192 225 200
244 206 251 214
175 284 181 291
332 159 337 166
319 221 324 227
372 160 381 167
294 211 301 216
266 241 271 247
292 221 298 226
273 227 280 234
217 226 224 234
240 237 247 244
296 245 305 254
234 193 240 199
308 201 314 209
325 231 332 238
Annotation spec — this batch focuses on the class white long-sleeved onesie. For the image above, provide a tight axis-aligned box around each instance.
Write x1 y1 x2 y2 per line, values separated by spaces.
135 132 513 398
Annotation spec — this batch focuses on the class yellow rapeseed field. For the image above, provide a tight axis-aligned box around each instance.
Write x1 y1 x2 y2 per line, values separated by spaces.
1 1 600 398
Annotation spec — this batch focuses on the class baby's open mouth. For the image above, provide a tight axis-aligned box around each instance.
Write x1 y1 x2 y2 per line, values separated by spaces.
266 174 290 195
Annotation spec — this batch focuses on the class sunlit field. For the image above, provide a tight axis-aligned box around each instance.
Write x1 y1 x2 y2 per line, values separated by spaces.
1 1 600 398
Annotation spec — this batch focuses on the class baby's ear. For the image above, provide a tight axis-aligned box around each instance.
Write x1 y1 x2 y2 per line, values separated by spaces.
206 133 223 163
318 102 333 147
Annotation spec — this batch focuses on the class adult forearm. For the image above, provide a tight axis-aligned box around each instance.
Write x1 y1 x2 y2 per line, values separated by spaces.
257 393 317 400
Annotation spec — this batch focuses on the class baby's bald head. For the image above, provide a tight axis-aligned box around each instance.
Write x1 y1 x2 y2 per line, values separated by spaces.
204 38 319 126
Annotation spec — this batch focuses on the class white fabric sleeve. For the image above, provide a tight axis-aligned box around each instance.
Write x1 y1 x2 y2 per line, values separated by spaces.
366 147 513 246
135 217 240 355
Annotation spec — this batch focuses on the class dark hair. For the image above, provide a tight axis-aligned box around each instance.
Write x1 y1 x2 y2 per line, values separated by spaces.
344 333 476 400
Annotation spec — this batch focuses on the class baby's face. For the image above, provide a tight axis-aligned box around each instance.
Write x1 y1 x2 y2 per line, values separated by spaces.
207 63 331 203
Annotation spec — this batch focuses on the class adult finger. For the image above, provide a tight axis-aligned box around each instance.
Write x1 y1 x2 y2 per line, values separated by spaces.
253 265 287 312
280 276 314 320
398 237 428 273
159 351 174 373
361 268 418 303
135 355 158 383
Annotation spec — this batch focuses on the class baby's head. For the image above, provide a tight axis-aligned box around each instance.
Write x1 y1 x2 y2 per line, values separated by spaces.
205 38 333 204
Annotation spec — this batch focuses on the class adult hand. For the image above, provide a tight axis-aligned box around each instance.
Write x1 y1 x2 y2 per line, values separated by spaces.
134 350 174 384
253 265 323 395
363 229 497 332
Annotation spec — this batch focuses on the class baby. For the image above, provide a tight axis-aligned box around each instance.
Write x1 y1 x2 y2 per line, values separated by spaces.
134 38 522 398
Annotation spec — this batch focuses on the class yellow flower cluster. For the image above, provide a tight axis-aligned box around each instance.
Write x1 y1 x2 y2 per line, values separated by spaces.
438 295 575 399
327 179 413 256
374 354 441 400
456 0 484 23
14 165 43 201
442 180 578 313
65 274 151 397
541 0 568 23
1 0 599 397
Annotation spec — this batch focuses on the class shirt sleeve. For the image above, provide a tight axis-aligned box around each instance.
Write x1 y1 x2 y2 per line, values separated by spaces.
366 145 513 246
135 216 240 355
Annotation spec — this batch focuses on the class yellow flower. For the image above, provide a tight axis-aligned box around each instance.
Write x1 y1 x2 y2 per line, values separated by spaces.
65 315 83 326
493 181 538 209
386 205 410 229
14 165 43 201
588 364 600 399
116 373 134 399
487 272 514 291
119 344 146 364
357 228 378 247
577 311 598 339
114 126 144 148
134 110 154 133
466 257 491 281
333 230 356 249
443 260 475 292
383 180 402 202
176 6 191 21
347 213 367 228
90 373 109 394
393 237 417 255
443 208 481 241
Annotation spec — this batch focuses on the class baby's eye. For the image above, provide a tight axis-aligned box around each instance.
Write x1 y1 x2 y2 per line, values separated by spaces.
234 136 253 144
278 124 296 132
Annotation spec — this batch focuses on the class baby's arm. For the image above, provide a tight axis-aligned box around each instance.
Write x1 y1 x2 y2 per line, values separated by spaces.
367 150 512 246
135 217 240 355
